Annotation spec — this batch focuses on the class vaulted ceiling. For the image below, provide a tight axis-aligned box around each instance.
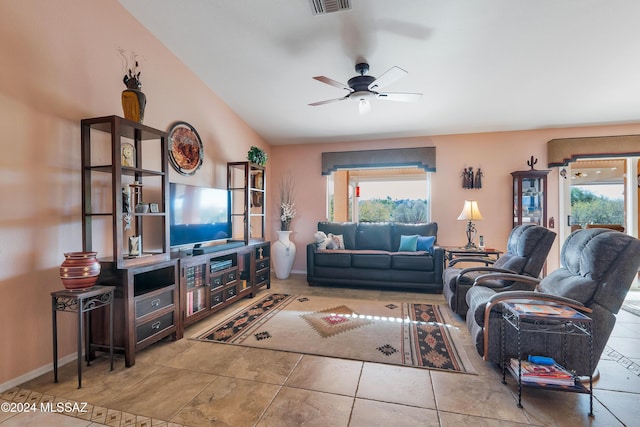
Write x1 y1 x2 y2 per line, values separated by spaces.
120 1 640 146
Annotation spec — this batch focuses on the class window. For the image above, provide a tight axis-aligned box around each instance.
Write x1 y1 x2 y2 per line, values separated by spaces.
327 167 430 223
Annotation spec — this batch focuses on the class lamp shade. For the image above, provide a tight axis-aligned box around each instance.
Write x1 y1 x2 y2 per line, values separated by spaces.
457 200 483 221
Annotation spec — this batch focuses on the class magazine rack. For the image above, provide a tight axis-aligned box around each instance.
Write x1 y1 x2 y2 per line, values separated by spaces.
501 302 593 417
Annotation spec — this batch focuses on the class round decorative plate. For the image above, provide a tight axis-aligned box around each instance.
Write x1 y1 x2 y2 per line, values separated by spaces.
168 121 203 175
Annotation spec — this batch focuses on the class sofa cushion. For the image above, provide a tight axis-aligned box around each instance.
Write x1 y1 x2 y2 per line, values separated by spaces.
318 222 356 249
392 223 438 251
391 252 434 271
399 235 419 251
356 223 392 251
314 250 352 268
352 251 391 269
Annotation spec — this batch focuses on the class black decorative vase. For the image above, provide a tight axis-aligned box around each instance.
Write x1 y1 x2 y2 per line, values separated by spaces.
122 88 146 123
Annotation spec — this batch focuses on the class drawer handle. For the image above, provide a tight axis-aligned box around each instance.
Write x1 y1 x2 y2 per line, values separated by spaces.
151 321 161 330
151 299 161 307
213 279 221 286
229 273 235 280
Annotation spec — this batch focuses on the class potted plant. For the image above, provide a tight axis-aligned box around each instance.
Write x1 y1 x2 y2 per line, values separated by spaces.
247 146 268 166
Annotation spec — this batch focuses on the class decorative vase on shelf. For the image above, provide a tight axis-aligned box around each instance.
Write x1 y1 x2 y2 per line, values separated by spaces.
122 71 146 123
272 230 296 279
122 87 146 123
59 252 101 290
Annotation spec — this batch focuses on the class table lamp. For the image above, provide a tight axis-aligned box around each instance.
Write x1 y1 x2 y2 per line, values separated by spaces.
457 200 483 249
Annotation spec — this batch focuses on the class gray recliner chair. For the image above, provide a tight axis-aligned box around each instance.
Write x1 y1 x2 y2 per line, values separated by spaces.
465 228 640 376
442 224 556 316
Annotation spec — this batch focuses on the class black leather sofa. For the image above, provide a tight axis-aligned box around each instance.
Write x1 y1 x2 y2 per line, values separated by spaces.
306 222 444 292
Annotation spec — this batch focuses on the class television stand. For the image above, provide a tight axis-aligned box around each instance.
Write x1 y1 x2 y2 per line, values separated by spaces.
192 241 245 255
179 241 271 328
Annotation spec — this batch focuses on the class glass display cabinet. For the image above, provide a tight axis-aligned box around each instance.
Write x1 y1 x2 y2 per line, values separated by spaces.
512 166 550 228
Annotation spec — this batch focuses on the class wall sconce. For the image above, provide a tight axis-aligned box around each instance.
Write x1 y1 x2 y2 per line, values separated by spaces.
457 200 483 249
462 167 483 189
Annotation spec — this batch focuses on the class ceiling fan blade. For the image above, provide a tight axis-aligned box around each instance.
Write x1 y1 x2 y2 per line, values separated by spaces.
368 66 408 91
376 92 423 102
309 96 349 106
312 76 353 92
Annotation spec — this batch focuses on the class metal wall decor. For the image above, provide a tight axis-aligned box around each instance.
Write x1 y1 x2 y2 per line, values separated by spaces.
462 166 483 189
168 121 204 176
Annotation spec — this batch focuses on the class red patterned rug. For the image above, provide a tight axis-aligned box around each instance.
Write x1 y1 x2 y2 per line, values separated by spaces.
197 294 475 373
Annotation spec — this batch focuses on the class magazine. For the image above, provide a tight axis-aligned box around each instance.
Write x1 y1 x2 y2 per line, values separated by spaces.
509 359 575 386
511 303 583 319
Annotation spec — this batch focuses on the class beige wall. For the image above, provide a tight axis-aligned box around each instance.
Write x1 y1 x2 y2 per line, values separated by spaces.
270 122 640 275
0 0 269 387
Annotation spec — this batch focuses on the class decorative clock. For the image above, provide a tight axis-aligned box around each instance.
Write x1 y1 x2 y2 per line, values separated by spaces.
121 142 135 167
167 121 203 175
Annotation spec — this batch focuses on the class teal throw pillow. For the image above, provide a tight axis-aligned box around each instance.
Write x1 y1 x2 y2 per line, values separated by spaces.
399 234 419 252
417 235 436 253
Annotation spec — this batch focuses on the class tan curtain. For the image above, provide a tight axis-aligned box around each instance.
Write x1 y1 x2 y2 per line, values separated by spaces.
547 135 640 167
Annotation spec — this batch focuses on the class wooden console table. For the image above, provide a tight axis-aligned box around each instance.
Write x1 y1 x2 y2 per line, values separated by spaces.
51 285 115 388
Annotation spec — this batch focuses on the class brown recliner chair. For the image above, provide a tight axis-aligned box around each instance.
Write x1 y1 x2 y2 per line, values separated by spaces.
442 224 556 316
465 228 640 376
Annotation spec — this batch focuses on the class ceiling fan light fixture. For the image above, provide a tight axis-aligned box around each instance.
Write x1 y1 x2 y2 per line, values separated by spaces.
358 99 371 115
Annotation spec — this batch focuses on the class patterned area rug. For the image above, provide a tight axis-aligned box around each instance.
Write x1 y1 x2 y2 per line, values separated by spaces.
197 294 475 373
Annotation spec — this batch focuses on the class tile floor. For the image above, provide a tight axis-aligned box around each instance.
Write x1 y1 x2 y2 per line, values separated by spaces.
2 275 640 426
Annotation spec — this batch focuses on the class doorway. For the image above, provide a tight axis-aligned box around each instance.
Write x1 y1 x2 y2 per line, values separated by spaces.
559 157 639 291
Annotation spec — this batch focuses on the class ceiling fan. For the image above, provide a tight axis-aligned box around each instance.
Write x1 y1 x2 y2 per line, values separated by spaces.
309 62 422 114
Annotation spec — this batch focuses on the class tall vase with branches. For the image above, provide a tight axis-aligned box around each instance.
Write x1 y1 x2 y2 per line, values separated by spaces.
273 173 297 279
279 174 296 231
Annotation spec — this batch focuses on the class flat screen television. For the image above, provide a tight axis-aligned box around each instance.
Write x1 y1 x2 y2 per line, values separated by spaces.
169 183 231 248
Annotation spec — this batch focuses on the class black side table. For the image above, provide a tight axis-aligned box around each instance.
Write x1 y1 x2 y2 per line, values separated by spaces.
441 246 503 268
501 302 593 416
51 285 115 388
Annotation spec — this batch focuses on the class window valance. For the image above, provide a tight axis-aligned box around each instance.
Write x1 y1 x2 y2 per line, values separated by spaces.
547 135 640 167
321 147 436 175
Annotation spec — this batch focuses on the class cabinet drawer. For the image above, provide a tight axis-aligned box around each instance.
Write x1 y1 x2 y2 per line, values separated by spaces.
210 274 223 289
225 269 237 283
136 312 174 343
135 288 174 319
256 258 269 271
211 291 223 308
256 270 270 285
225 285 238 300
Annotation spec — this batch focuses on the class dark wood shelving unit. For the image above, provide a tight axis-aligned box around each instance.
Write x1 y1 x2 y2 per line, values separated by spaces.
82 115 180 367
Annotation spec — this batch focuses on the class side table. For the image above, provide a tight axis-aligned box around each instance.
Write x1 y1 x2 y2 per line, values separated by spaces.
501 302 593 417
51 285 115 388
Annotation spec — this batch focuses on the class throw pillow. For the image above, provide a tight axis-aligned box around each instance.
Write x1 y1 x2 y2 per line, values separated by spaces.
417 235 436 253
399 234 419 251
314 231 333 250
330 233 345 249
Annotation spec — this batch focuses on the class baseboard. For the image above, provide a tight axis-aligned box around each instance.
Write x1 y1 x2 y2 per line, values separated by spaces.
0 353 77 393
290 269 305 275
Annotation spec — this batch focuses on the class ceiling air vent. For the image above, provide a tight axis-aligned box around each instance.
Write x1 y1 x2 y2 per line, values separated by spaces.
309 0 351 15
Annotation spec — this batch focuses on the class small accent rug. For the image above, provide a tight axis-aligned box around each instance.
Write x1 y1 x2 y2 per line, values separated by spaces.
197 294 475 373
